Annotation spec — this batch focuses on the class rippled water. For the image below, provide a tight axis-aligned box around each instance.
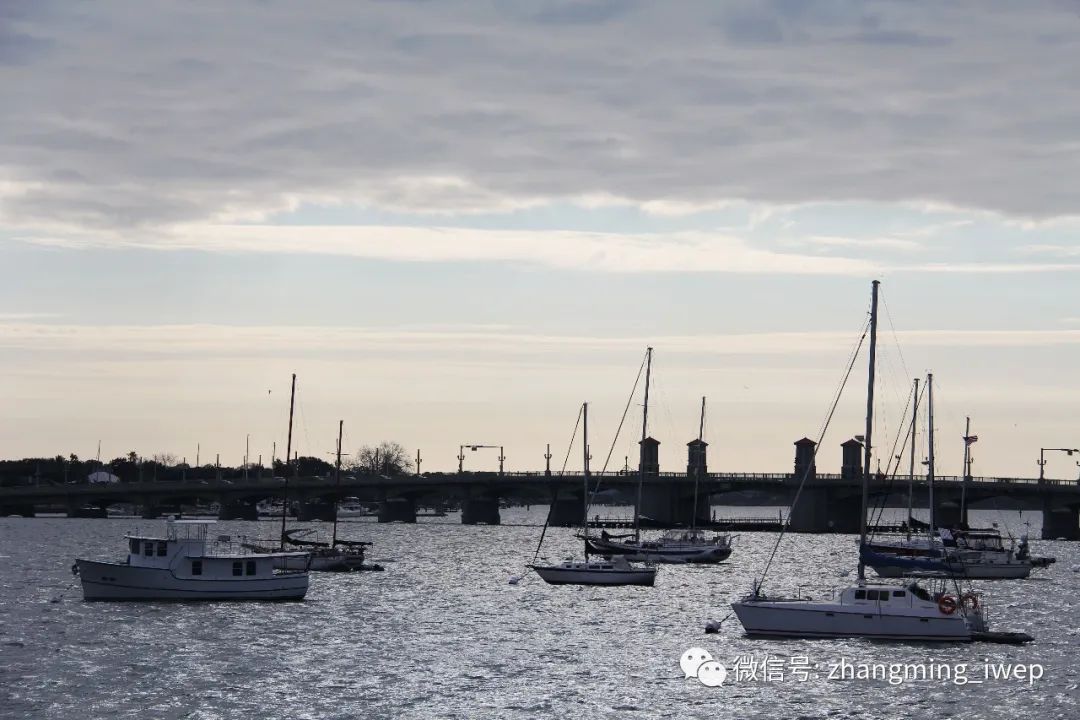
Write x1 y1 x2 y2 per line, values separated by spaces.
1 509 1077 719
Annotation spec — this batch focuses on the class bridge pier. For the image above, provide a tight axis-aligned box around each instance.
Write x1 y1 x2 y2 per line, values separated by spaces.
547 489 583 527
67 501 107 518
934 498 966 530
788 486 862 533
1041 500 1080 540
639 482 710 527
140 501 182 519
462 496 501 525
218 499 259 521
378 497 417 523
297 499 336 522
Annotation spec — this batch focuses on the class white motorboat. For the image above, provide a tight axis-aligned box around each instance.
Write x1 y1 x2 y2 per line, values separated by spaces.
730 281 1010 643
584 528 733 564
732 581 981 641
337 497 368 518
74 519 309 601
528 555 656 586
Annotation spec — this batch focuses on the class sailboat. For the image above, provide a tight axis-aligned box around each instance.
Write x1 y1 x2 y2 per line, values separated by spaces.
584 390 733 563
730 280 1012 642
243 377 380 572
529 401 658 586
861 379 1034 580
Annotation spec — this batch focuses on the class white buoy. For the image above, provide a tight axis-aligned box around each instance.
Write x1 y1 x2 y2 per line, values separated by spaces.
1071 564 1079 573
508 575 522 585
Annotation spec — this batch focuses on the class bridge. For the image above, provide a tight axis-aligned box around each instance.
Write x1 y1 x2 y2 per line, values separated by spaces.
3 466 1077 539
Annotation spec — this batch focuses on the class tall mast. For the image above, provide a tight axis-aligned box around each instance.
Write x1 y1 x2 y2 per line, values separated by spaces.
280 373 296 542
927 372 936 533
857 280 879 583
635 347 653 542
332 419 343 546
907 377 919 539
582 402 589 531
961 416 971 523
692 396 705 531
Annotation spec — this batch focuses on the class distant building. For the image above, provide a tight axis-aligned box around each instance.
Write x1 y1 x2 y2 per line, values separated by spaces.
88 471 120 484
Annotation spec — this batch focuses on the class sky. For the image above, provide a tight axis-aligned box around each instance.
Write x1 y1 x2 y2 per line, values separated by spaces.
2 0 1080 478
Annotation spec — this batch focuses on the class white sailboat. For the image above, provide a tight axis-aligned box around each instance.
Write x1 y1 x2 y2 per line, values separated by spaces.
529 400 657 587
731 280 1017 642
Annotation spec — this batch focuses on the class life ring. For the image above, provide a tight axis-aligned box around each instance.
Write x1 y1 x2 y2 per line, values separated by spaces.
938 595 957 615
960 592 979 610
70 563 79 577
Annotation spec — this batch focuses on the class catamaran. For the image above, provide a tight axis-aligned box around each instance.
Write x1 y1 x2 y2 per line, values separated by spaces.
730 281 1025 642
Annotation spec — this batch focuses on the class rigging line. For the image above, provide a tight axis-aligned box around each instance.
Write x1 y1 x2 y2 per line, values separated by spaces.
532 404 584 563
867 379 920 532
559 404 585 476
598 352 647 475
756 323 869 589
587 349 648 520
815 316 871 442
880 288 912 384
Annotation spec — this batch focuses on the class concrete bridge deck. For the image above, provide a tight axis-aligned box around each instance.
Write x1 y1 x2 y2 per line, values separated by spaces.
2 469 1077 539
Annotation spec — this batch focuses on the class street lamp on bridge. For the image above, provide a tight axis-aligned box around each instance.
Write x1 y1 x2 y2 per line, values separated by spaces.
458 444 505 475
1038 447 1079 482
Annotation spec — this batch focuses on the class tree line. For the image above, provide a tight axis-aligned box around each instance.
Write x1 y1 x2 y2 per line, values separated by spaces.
0 441 414 486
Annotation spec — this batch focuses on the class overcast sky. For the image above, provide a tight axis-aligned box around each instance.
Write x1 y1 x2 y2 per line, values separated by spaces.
3 1 1080 477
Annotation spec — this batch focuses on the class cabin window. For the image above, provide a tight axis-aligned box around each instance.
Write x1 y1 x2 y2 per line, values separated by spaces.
232 561 243 576
246 560 256 576
129 539 139 554
191 560 202 576
854 590 866 599
893 590 906 598
143 542 154 557
157 541 167 557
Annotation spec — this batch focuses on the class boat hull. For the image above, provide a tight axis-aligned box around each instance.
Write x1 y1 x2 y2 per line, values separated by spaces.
585 537 732 564
861 546 1032 579
529 564 656 586
76 559 309 601
730 600 972 641
274 553 368 572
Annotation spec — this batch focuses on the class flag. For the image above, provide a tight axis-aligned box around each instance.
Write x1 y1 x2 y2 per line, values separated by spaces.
964 435 978 444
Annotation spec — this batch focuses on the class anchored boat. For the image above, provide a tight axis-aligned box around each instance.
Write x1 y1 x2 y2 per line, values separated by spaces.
730 281 1027 642
74 519 309 601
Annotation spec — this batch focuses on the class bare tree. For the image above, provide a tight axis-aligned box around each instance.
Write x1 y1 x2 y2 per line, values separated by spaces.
152 452 178 466
352 441 413 476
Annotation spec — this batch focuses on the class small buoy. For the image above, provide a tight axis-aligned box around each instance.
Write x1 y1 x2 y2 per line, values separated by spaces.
508 575 522 585
1071 564 1079 573
704 621 721 634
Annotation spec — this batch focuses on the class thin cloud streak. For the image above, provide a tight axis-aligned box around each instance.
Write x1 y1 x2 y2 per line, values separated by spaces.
5 323 1080 357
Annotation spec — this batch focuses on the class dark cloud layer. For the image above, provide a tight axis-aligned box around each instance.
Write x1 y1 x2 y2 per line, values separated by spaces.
2 0 1079 232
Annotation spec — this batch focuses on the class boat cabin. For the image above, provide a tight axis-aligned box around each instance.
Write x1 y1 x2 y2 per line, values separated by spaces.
125 519 306 579
840 583 940 609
